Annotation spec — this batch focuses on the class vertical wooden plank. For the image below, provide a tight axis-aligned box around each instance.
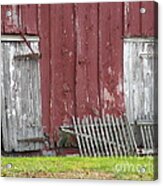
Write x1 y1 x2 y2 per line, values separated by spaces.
75 3 100 117
123 41 132 122
33 42 44 150
141 1 158 37
124 1 158 37
99 2 124 116
13 45 21 151
59 4 76 124
6 42 16 151
37 48 44 150
154 41 158 122
21 4 38 34
15 50 22 151
1 43 9 152
1 5 20 34
124 2 141 37
32 51 38 150
19 49 25 151
23 48 30 151
27 58 32 151
1 5 5 33
131 42 143 121
50 4 76 144
38 4 50 135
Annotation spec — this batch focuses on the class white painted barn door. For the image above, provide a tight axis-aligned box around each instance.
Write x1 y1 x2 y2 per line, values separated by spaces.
123 38 158 124
1 36 44 152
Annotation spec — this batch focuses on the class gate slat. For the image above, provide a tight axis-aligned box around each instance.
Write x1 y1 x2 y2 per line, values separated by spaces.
102 113 113 156
106 114 118 156
85 117 96 157
98 117 109 156
89 115 100 157
82 117 92 156
148 125 154 149
115 116 126 156
119 115 130 155
140 125 147 150
72 116 83 157
94 117 105 156
111 115 122 156
76 117 87 156
144 125 150 150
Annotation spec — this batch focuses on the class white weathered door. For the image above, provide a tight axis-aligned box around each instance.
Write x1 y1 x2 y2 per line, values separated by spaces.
1 36 44 152
123 38 158 124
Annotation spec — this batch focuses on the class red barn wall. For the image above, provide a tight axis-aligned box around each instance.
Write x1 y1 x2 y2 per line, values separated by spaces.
1 2 158 146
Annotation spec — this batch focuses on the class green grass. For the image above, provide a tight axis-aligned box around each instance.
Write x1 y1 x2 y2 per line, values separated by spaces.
1 156 158 180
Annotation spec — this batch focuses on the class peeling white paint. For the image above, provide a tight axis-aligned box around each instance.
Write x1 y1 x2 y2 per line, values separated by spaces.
76 18 82 55
64 102 68 112
124 2 130 33
86 96 90 103
116 75 123 94
107 66 112 74
12 109 16 116
97 96 100 106
68 51 73 57
116 82 123 95
16 97 21 112
104 88 115 102
12 6 19 27
9 45 15 88
22 114 27 121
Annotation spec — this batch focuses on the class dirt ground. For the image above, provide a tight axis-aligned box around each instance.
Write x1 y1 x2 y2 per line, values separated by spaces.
5 171 115 179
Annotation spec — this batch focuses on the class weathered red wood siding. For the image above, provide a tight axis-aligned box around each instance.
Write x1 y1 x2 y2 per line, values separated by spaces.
124 1 158 36
1 1 158 147
75 3 100 117
99 2 124 116
50 4 76 145
38 4 51 135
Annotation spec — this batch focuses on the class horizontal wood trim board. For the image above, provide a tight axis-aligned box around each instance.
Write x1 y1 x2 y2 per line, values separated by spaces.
1 35 40 42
